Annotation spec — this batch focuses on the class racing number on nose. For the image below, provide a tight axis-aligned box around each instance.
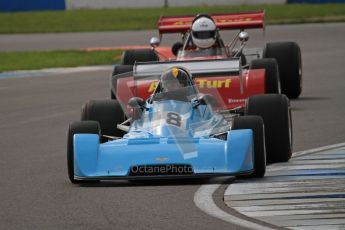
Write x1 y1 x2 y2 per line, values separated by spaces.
166 112 181 127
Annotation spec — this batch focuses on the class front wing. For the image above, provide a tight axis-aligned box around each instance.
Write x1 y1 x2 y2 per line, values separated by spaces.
73 129 254 180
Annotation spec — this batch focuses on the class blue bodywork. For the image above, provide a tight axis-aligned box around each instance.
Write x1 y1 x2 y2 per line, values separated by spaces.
73 99 254 180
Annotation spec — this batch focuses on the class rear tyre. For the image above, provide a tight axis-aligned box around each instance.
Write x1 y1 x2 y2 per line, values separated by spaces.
263 42 302 98
246 94 292 163
121 49 159 65
233 116 266 178
81 99 125 141
250 58 281 94
111 65 133 99
67 121 100 184
172 42 183 56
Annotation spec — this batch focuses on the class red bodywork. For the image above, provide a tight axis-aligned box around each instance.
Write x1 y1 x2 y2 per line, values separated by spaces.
116 69 265 114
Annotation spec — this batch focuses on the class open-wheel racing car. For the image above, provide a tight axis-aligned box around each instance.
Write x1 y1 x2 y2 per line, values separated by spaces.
112 10 302 99
68 66 292 183
112 46 293 162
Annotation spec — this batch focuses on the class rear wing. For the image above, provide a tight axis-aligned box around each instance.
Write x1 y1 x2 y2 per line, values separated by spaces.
158 11 265 34
133 59 241 77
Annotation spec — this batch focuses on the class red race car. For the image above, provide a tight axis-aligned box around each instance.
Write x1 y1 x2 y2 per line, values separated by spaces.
111 11 302 102
108 11 296 163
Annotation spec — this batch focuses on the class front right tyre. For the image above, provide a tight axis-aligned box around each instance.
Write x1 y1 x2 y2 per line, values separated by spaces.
81 99 125 142
111 64 133 99
121 49 159 65
246 94 292 163
250 58 281 94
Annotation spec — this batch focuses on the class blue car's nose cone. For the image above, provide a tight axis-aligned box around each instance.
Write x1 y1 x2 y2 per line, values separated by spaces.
73 129 254 179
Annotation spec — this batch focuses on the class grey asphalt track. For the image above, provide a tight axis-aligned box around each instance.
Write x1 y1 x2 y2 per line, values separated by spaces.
1 23 345 229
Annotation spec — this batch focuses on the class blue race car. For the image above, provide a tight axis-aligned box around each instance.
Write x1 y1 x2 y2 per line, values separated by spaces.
67 67 266 183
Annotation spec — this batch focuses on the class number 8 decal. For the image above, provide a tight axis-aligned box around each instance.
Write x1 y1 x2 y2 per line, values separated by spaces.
166 112 181 127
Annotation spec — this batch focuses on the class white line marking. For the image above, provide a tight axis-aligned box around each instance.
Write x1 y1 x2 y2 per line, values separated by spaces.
0 65 113 79
194 142 345 229
227 198 345 207
194 184 276 230
289 225 345 230
235 202 345 212
292 142 345 158
241 208 345 217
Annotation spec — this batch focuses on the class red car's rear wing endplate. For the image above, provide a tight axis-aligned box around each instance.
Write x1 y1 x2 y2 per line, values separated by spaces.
158 11 265 34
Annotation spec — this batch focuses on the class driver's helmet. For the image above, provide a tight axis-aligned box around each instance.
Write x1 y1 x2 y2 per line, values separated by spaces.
191 15 217 49
161 67 192 92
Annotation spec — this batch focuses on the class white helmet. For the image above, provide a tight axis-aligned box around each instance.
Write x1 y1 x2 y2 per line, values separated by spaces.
191 16 217 49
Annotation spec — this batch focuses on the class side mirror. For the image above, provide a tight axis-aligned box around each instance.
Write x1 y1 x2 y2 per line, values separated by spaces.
239 31 249 42
128 97 145 109
193 94 218 108
150 37 160 48
197 94 218 108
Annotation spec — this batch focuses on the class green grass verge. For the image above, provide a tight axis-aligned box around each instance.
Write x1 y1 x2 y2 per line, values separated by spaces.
0 50 122 72
1 4 345 34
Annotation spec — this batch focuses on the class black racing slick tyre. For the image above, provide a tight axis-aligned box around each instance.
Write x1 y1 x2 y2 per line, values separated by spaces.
111 65 133 99
111 64 133 77
233 116 266 178
172 42 183 56
81 99 125 141
246 94 292 163
250 58 281 94
121 49 159 65
263 42 302 99
67 121 100 184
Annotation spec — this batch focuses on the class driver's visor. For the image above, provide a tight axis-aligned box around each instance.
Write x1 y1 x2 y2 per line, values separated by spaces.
192 31 216 39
